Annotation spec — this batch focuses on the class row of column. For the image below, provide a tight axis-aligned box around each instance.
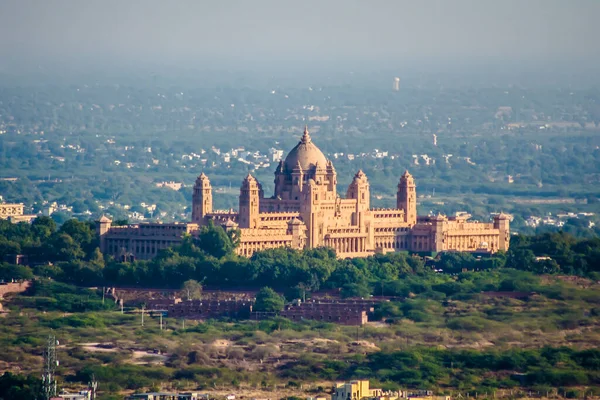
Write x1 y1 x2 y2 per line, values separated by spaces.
138 239 157 256
331 237 364 254
447 235 495 251
239 240 290 257
413 237 429 251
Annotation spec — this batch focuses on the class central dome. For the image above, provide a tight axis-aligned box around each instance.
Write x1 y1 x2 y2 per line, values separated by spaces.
284 126 328 172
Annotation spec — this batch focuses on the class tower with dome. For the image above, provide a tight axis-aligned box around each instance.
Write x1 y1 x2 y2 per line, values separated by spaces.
189 126 510 257
98 126 510 260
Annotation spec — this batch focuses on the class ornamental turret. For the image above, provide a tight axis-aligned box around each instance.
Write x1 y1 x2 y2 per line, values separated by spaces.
96 215 112 253
346 170 370 226
239 174 260 228
493 213 511 252
314 161 326 185
397 170 417 226
292 160 304 192
326 159 337 194
347 170 370 209
192 173 212 224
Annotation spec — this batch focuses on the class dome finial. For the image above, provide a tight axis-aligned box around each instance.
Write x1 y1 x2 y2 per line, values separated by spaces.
301 125 311 143
283 125 327 171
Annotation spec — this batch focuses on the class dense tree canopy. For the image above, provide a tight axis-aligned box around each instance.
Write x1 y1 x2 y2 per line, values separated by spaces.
254 287 285 312
0 372 42 400
1 217 599 297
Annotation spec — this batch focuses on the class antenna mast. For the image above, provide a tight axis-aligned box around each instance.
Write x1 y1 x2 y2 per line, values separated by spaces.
42 334 58 400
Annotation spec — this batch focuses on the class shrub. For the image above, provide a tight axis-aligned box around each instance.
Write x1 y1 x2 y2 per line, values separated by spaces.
0 263 33 280
447 316 489 332
254 287 285 312
41 314 106 329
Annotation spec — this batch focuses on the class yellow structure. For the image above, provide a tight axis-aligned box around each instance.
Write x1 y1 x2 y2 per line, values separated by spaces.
332 380 449 400
333 380 387 400
0 203 36 223
0 203 24 219
98 216 199 261
99 126 509 260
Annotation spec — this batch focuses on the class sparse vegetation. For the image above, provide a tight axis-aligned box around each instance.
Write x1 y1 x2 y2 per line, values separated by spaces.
2 218 600 398
1 267 599 398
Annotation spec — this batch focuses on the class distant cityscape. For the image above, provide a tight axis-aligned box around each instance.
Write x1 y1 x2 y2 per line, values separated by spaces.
2 2 600 400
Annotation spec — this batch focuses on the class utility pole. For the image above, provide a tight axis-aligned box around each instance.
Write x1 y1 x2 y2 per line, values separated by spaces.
42 334 58 400
89 374 98 400
141 305 145 327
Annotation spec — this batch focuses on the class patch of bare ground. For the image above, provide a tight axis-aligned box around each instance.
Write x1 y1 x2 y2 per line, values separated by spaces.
279 337 336 351
544 274 599 288
129 350 168 365
211 339 232 348
366 321 387 328
348 340 380 351
77 342 169 365
444 339 495 349
79 342 118 353
167 387 330 400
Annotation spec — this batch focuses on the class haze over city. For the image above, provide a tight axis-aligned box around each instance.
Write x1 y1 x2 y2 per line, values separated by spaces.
1 0 599 82
1 2 600 400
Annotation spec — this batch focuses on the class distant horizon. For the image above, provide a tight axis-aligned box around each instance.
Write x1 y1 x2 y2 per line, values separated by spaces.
0 0 598 86
1 58 599 88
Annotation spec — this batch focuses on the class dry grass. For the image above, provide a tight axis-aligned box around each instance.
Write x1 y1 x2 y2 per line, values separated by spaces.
1 275 599 396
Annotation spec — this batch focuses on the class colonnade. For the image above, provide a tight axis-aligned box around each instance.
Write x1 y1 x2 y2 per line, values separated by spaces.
238 240 292 257
328 237 364 254
446 234 497 251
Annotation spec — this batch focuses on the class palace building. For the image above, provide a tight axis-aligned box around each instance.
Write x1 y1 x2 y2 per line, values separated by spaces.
98 127 509 260
0 203 36 223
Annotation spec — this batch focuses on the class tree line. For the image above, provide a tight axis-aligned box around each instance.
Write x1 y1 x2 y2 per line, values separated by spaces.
1 218 599 297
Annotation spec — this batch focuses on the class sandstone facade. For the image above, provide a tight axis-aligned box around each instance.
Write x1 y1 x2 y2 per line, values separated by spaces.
99 127 509 260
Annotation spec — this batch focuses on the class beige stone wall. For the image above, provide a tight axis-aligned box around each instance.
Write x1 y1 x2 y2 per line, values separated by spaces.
9 214 37 223
236 227 296 257
257 212 301 229
101 222 198 260
373 227 411 253
206 211 239 224
411 216 509 253
260 198 301 213
200 168 509 257
441 219 504 252
99 129 509 260
0 204 24 219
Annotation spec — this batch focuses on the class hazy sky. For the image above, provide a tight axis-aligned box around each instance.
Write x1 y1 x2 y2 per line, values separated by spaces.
0 0 599 75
